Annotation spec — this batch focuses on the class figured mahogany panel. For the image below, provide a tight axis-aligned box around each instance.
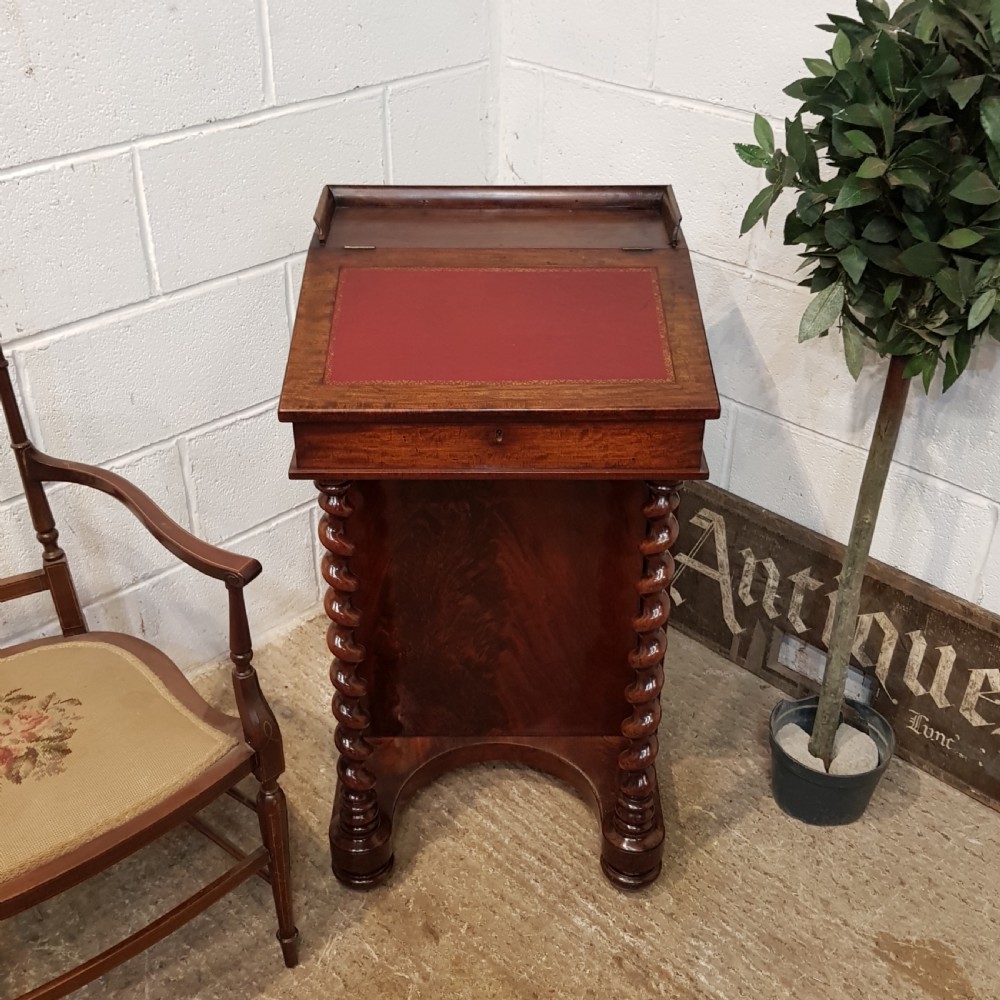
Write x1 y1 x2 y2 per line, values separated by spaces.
345 479 646 738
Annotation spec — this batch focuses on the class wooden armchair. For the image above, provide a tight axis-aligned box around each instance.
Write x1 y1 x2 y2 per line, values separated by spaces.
0 343 298 999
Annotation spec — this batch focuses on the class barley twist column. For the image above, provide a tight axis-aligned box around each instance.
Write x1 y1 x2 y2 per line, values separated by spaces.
316 481 392 886
602 480 680 888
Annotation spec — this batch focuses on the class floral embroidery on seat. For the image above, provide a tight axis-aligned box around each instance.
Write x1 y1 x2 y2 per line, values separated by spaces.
0 688 83 785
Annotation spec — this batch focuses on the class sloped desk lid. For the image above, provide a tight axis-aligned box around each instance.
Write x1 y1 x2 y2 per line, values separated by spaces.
279 186 719 479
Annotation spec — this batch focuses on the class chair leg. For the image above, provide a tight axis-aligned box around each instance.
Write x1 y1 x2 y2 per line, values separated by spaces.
257 780 299 967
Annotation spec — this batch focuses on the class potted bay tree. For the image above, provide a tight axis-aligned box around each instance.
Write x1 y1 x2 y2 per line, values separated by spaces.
737 0 1000 822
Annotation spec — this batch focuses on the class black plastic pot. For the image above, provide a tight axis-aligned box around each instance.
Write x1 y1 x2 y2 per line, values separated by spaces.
768 695 895 825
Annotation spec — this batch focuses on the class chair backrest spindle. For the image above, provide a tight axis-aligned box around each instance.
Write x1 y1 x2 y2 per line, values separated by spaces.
0 340 87 635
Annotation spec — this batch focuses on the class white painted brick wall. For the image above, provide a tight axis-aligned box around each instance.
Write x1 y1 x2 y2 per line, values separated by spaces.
0 155 150 337
506 0 657 89
655 0 857 120
140 97 386 290
728 407 997 604
4 2 999 672
0 1 263 167
388 66 493 184
499 1 1000 617
185 404 313 544
19 269 289 463
1 2 493 670
268 0 489 105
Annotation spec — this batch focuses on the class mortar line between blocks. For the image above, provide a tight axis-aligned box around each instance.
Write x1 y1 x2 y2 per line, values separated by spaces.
10 353 45 449
536 70 546 185
487 0 506 184
504 58 758 124
79 504 316 611
720 398 738 491
255 0 277 106
971 503 1000 605
9 257 291 351
0 60 491 182
382 88 394 184
310 506 325 603
648 2 660 90
130 147 162 296
11 398 281 489
726 397 1000 505
283 262 296 337
176 437 202 535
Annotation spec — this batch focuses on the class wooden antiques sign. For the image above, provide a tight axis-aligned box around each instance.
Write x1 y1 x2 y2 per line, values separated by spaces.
671 481 1000 812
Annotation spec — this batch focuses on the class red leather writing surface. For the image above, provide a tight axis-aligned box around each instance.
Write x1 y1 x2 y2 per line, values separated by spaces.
325 267 673 384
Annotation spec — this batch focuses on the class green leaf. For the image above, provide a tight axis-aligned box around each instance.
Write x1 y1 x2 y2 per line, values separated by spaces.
915 6 936 42
884 281 903 309
981 96 1000 152
804 57 837 77
735 143 771 168
968 288 997 328
799 282 846 342
844 129 878 155
902 210 934 242
843 317 867 379
862 216 898 243
740 185 777 235
838 104 880 128
857 0 889 25
922 356 937 392
833 176 880 209
888 168 931 193
935 268 966 306
796 191 827 225
952 171 1000 205
832 30 852 70
873 33 905 99
948 75 985 110
903 354 928 380
898 241 947 277
825 216 854 249
754 114 775 157
943 353 960 392
955 331 972 375
785 116 819 180
838 245 868 284
939 229 984 249
899 114 953 133
993 0 1000 43
857 156 888 178
872 101 895 155
957 257 978 298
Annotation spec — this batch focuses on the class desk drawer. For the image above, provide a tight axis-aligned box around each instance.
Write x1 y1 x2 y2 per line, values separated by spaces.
290 419 708 479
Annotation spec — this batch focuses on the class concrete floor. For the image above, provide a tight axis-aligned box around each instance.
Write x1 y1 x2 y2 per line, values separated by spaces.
5 615 998 999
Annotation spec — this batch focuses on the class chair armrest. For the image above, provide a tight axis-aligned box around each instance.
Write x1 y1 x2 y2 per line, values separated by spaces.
26 449 262 585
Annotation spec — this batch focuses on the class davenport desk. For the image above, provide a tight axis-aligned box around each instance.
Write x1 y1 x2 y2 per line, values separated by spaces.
278 185 719 889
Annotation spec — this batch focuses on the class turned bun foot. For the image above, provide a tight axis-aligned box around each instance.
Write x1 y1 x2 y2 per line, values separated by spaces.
332 854 395 890
600 856 662 890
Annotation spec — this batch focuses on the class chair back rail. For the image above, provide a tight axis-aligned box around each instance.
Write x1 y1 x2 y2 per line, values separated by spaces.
0 342 87 634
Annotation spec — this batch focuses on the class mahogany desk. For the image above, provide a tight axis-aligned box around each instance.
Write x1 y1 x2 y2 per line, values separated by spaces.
278 185 719 889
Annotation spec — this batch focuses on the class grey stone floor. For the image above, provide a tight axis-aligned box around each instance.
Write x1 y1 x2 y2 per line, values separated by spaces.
5 616 998 999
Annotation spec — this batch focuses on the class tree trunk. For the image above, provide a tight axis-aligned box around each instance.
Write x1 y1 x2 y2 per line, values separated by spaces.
808 356 910 767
